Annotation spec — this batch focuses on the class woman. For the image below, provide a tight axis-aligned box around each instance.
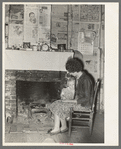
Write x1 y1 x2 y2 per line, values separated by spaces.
48 57 94 134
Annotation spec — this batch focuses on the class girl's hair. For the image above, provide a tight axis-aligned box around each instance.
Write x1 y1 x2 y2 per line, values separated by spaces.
65 58 84 73
67 76 75 82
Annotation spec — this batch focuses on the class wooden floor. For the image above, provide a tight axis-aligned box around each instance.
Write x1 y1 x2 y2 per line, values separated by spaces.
5 112 104 144
51 112 104 143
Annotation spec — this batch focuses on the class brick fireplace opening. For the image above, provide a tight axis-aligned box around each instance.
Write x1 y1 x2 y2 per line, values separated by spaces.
5 70 66 117
16 80 61 117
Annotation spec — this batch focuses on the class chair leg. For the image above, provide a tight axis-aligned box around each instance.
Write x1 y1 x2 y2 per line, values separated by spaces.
68 107 73 136
89 120 92 135
69 119 71 136
89 113 93 135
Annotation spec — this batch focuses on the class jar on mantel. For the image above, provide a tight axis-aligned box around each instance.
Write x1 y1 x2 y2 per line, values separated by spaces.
33 45 37 51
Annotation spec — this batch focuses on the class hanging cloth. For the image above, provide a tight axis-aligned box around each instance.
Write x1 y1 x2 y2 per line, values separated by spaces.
73 50 83 61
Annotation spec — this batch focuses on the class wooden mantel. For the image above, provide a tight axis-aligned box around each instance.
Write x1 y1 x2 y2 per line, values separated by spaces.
4 50 73 71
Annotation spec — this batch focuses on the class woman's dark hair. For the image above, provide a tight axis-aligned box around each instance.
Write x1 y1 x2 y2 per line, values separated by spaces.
65 58 84 73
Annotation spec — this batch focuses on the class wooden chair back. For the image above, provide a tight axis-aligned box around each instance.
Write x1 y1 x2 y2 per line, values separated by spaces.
91 79 101 112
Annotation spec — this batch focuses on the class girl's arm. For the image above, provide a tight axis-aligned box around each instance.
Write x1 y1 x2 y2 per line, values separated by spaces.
62 100 77 103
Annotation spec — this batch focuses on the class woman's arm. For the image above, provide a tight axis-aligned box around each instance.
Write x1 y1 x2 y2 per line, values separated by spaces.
76 78 93 106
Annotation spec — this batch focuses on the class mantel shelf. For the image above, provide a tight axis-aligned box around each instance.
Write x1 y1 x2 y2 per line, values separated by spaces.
4 50 73 71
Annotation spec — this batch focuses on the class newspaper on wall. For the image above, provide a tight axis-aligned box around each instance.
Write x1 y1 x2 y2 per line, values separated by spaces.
24 4 51 45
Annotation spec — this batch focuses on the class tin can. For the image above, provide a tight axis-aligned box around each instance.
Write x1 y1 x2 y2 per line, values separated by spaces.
33 45 37 51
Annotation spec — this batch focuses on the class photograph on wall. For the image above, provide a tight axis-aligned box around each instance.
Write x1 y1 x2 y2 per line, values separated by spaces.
3 2 119 146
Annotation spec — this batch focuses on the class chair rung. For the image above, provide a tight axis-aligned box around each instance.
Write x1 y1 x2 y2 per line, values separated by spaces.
80 113 91 115
73 113 91 115
72 118 90 120
71 126 89 128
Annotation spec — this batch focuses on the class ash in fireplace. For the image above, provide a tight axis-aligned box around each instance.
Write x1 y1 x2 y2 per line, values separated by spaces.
17 99 54 126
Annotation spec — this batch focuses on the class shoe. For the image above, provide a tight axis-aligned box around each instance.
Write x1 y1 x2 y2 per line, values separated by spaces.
61 128 68 133
47 128 53 134
49 130 61 135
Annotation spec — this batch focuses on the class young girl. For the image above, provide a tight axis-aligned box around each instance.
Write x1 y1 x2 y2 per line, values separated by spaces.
60 77 75 101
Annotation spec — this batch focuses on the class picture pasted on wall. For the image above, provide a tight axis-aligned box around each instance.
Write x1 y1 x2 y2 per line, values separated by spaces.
57 33 67 40
52 5 67 16
80 23 99 33
10 20 23 24
58 22 67 32
51 34 57 43
9 24 23 47
24 4 51 44
39 7 51 27
52 21 67 32
24 26 38 44
79 23 99 47
38 5 51 27
72 5 79 21
9 5 24 20
80 5 100 22
26 8 38 26
88 5 100 22
32 27 38 38
38 27 50 41
78 33 94 55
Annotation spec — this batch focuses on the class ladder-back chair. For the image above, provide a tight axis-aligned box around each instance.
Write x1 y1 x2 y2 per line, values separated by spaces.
68 79 101 136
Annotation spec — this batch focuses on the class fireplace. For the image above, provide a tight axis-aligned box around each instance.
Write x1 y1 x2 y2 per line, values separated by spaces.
16 81 61 104
5 70 66 117
16 80 61 116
